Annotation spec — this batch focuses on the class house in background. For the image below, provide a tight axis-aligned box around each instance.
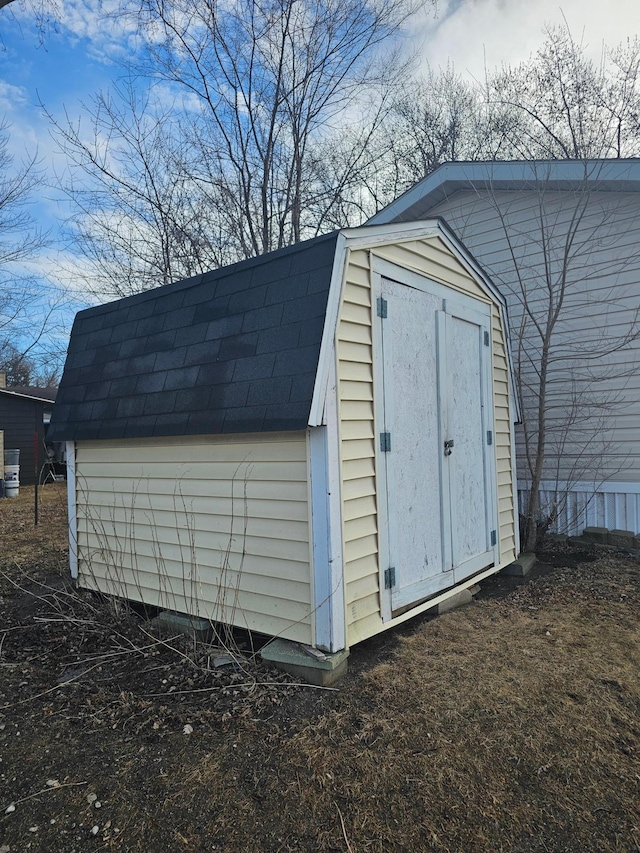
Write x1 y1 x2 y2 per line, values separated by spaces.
48 222 519 669
368 159 640 536
0 372 58 487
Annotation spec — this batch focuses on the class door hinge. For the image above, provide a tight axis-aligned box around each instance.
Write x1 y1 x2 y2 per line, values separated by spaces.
380 431 391 452
377 297 388 318
487 430 493 445
484 330 490 347
490 530 497 547
384 566 396 589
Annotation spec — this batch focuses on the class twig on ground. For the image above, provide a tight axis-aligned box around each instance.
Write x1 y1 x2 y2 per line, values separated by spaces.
141 681 338 697
4 780 88 810
137 625 206 670
336 804 354 853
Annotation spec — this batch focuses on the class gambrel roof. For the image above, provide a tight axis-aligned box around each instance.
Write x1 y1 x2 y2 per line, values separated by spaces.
49 233 339 441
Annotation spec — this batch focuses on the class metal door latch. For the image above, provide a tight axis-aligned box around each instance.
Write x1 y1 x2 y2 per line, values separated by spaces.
444 439 454 456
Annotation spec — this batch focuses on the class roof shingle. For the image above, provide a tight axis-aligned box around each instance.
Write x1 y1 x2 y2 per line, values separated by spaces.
49 232 339 441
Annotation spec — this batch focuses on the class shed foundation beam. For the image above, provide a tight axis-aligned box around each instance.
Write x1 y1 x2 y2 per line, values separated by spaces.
435 584 479 615
150 611 213 643
261 639 348 687
502 552 537 577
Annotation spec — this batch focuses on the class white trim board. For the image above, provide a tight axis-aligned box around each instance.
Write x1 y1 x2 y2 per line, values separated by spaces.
66 441 78 581
317 358 347 652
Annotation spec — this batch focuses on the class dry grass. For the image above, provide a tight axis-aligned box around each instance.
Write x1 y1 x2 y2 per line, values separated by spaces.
0 487 639 852
0 482 68 568
195 560 640 852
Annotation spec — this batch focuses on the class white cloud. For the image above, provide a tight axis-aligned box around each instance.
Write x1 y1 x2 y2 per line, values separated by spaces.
0 80 29 112
415 0 639 81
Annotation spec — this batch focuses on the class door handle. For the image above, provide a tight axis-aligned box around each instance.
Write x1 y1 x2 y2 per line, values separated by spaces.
444 439 454 456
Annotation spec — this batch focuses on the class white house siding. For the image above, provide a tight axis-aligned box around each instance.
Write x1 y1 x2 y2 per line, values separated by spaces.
337 237 517 647
425 190 640 534
73 433 314 644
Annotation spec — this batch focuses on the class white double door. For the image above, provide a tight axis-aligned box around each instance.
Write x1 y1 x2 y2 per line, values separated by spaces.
376 271 497 613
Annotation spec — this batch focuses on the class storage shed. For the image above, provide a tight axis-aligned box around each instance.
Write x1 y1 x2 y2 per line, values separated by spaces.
49 222 519 657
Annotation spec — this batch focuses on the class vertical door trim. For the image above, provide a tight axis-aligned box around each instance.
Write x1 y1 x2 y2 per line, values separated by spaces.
436 310 452 572
372 270 393 622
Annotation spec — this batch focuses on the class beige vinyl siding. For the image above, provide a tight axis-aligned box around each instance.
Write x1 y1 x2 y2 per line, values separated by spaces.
74 433 313 644
336 249 381 637
492 305 516 557
427 190 640 485
338 237 517 647
372 238 490 302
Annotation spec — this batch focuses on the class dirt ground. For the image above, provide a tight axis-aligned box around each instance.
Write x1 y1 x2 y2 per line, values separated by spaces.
1 485 639 852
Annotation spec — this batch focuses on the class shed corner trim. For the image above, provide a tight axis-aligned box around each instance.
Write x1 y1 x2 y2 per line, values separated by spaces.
308 232 349 427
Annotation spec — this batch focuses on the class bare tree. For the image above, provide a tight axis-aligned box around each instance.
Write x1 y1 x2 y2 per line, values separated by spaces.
52 0 422 298
0 121 68 382
0 0 61 42
373 26 640 210
367 27 640 548
431 161 640 550
486 26 640 159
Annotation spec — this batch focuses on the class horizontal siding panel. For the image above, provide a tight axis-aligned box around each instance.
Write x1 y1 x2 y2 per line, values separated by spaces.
79 492 309 522
343 533 378 564
78 558 311 606
78 460 307 483
343 282 371 307
498 469 514 488
338 320 372 345
340 420 375 441
342 456 375 481
80 477 309 503
499 536 516 561
78 523 311 564
347 590 380 624
343 514 377 543
348 249 370 271
77 436 307 465
340 400 374 422
339 360 373 383
343 552 380 584
343 476 376 501
336 341 373 364
78 575 312 643
339 380 374 401
343 494 377 522
341 438 375 462
341 302 371 326
346 573 379 605
79 506 309 543
347 611 383 644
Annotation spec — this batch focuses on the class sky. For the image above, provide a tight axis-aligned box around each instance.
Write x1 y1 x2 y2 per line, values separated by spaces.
0 0 639 356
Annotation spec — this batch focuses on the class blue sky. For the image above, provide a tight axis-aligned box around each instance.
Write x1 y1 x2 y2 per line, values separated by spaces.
1 0 639 361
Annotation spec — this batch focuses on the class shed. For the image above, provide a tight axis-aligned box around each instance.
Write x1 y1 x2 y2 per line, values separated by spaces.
49 222 519 658
0 380 58 486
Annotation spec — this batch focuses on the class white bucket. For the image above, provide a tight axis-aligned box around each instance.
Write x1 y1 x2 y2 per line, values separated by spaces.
4 449 19 467
4 481 19 498
3 463 19 498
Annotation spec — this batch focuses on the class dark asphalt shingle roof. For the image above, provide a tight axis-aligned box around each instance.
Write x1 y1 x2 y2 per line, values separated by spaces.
49 233 339 442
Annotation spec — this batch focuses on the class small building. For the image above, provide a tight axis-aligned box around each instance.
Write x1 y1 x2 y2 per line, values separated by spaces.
0 375 58 486
368 159 640 536
49 222 519 657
